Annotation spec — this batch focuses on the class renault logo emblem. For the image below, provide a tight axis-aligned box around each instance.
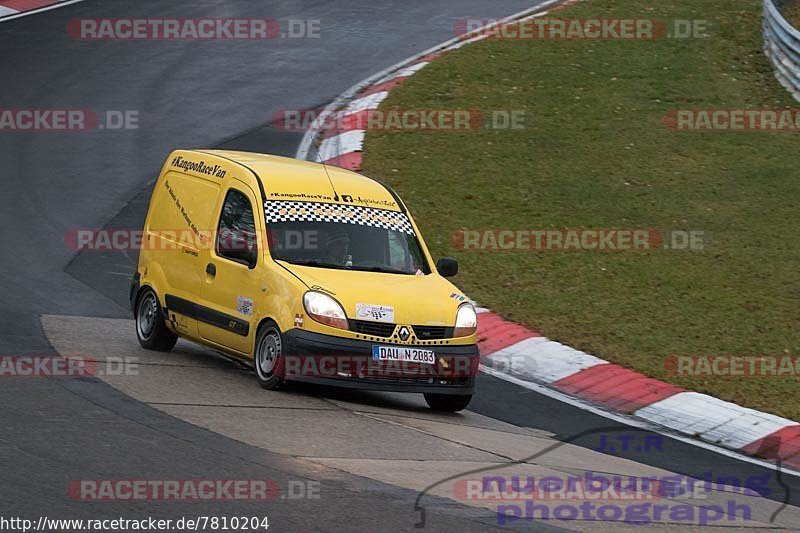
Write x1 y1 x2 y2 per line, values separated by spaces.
398 326 410 341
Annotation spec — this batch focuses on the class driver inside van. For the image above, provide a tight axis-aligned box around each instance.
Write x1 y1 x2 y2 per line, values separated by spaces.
321 227 351 267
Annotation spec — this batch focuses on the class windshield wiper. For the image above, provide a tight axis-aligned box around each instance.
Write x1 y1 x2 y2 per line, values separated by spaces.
351 265 411 275
282 259 348 270
282 259 411 275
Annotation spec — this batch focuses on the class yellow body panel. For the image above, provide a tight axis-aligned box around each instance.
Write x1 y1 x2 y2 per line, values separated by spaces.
205 150 402 211
136 149 476 362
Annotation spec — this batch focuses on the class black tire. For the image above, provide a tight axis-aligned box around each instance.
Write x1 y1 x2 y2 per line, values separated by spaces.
424 393 472 412
254 323 285 390
135 288 178 351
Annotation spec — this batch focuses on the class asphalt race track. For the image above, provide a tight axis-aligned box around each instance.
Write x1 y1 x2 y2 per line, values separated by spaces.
1 1 799 531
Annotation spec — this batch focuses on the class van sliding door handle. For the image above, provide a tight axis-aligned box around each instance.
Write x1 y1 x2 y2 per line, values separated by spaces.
206 263 216 276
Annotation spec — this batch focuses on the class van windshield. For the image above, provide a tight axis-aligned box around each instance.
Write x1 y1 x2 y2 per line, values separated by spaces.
265 201 430 275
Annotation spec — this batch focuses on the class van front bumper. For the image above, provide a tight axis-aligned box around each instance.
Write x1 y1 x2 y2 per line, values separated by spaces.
280 329 479 395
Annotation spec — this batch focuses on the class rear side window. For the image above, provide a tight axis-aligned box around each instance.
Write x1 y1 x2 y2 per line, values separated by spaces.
216 189 257 265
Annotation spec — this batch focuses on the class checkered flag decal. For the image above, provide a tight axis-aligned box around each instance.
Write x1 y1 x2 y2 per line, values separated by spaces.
264 201 416 235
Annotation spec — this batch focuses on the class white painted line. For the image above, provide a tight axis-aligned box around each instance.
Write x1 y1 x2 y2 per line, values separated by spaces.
443 35 490 51
345 91 389 113
317 130 364 162
707 415 797 451
378 61 429 84
487 336 607 383
635 392 797 449
0 0 84 22
480 364 800 477
637 392 739 433
0 6 19 17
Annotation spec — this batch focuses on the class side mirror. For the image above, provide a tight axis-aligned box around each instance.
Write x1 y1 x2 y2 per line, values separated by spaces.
436 257 458 277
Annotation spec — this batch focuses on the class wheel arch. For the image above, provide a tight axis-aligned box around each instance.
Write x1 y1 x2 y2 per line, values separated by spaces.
134 283 163 310
255 316 281 336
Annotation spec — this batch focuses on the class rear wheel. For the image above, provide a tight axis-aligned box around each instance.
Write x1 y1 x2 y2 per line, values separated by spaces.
135 288 177 351
424 393 472 412
254 323 285 390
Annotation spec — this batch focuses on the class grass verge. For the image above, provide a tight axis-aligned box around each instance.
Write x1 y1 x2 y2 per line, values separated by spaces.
362 0 800 420
780 0 800 28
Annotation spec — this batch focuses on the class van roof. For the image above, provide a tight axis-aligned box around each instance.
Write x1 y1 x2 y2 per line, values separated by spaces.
197 149 404 212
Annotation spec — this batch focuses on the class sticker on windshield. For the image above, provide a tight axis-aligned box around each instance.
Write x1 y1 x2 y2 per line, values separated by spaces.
264 201 415 235
356 303 395 323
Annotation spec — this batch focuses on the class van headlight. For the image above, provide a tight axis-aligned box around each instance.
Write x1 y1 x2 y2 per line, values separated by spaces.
454 303 477 337
303 291 349 330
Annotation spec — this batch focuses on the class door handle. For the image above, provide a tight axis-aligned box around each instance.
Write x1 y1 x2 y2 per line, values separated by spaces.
206 263 216 276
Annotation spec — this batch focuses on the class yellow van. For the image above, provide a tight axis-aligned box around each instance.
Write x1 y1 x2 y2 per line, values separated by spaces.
131 150 479 411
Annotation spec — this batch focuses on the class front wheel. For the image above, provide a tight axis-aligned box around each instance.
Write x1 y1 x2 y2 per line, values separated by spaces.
424 393 472 412
135 288 177 351
254 323 285 390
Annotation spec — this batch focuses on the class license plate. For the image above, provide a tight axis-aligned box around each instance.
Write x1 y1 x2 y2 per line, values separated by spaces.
372 345 435 365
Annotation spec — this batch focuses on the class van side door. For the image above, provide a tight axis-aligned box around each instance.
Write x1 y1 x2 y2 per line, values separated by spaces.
145 170 220 339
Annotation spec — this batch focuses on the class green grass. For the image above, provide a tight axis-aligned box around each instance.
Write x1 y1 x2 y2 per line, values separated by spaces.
781 0 800 28
362 0 800 420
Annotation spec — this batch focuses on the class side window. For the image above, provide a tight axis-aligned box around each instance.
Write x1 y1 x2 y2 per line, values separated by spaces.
216 189 258 267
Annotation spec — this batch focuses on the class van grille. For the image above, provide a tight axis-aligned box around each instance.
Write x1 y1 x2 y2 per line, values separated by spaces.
412 325 451 340
349 320 396 337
